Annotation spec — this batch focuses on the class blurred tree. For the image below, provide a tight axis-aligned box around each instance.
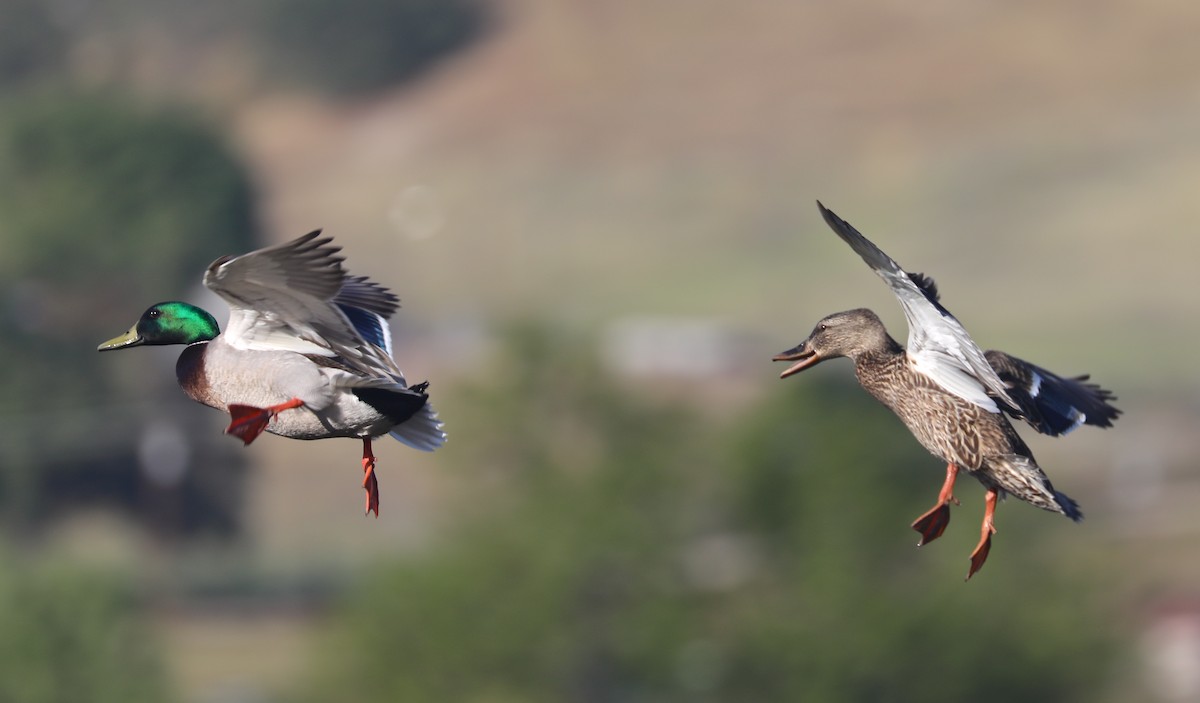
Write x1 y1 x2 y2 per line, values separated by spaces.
0 554 172 703
256 0 489 96
296 325 1119 702
0 94 254 291
0 0 67 89
0 93 257 535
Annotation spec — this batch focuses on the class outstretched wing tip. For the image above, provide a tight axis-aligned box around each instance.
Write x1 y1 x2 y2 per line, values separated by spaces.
817 203 1021 414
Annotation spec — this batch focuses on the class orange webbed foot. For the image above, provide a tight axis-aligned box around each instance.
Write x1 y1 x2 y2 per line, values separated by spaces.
911 503 952 547
966 530 994 580
362 438 379 517
225 398 305 446
911 463 959 547
965 488 999 581
226 405 272 445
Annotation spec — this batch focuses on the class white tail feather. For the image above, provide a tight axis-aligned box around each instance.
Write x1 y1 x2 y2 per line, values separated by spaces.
389 403 446 451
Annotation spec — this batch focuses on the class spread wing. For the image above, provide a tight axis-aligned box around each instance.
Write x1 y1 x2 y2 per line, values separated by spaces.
984 350 1122 436
203 231 405 380
817 201 1019 415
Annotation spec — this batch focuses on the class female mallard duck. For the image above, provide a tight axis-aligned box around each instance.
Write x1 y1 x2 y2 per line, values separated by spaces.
774 203 1119 579
98 231 445 517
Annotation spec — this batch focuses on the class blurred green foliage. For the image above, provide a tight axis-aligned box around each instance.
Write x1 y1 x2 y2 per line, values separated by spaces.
256 0 489 96
0 553 171 703
0 93 255 294
297 325 1117 703
0 93 256 531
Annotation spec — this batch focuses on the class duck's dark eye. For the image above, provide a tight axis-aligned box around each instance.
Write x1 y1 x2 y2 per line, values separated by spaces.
148 310 160 318
817 323 827 331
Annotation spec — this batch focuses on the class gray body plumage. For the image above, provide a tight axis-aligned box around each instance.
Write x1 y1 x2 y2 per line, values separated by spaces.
162 230 447 451
99 229 446 516
177 338 412 441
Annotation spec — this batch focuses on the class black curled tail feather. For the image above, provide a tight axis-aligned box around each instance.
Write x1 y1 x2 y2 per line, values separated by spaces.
352 386 428 424
984 350 1122 437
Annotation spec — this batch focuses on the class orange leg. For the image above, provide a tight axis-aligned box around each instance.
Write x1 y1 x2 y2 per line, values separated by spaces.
911 463 960 546
362 438 379 518
226 398 305 445
966 488 999 581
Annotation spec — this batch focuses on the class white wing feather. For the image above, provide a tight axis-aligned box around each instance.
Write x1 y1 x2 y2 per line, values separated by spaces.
817 202 1019 414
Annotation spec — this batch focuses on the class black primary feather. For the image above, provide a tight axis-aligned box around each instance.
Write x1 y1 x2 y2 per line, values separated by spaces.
985 350 1122 436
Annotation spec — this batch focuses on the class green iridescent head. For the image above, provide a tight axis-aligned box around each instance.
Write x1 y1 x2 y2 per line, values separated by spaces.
97 302 220 351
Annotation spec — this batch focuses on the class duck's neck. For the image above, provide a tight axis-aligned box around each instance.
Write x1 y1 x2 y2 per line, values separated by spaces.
851 332 904 366
175 341 214 407
851 335 907 407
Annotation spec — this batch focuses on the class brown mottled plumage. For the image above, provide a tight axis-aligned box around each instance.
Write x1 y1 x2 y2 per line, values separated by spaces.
774 204 1120 579
801 309 1077 517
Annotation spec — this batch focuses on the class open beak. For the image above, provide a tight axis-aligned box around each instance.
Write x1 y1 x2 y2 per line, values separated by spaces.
772 342 821 379
97 325 144 351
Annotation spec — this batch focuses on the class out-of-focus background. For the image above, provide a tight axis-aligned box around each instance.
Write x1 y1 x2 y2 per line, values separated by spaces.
1 0 1197 701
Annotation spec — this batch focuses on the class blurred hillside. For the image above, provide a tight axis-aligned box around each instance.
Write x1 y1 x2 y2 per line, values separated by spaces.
233 0 1198 388
1 0 1199 701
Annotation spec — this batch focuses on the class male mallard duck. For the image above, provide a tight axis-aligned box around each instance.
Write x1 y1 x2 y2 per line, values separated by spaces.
773 203 1119 579
98 231 445 516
